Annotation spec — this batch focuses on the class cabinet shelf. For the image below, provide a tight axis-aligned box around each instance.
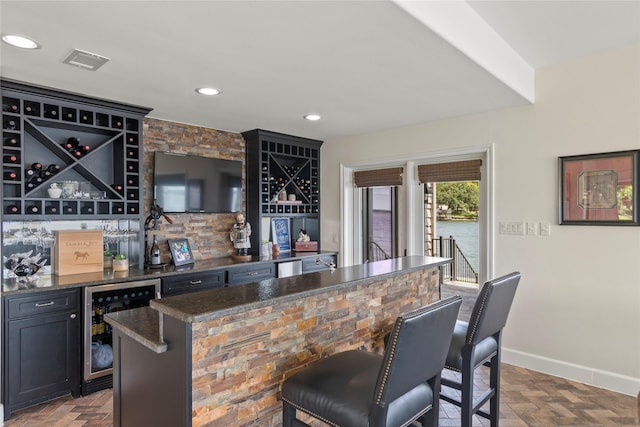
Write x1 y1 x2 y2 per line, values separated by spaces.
1 79 150 221
243 129 323 255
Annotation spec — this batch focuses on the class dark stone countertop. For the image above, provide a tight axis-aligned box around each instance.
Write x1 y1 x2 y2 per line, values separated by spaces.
104 306 167 353
1 251 337 295
105 256 450 353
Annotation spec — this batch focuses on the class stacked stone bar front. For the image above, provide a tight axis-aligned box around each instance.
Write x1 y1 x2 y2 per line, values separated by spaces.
190 266 441 426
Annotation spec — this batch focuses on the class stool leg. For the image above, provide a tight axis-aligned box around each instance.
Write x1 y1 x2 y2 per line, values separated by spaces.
489 352 501 427
282 401 296 427
461 358 474 427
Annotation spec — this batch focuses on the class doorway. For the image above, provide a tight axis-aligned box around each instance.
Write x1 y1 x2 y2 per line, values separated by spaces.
362 187 398 262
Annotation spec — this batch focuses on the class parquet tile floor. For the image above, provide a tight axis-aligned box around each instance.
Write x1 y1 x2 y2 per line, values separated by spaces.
4 283 638 426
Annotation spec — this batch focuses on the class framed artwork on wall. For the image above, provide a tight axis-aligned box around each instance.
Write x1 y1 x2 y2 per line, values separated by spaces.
167 238 195 266
559 150 639 225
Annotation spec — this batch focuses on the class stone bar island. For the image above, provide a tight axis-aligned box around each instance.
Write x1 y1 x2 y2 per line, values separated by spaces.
105 256 450 427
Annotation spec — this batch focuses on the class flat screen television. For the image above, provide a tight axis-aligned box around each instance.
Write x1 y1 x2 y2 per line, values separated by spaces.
153 151 242 213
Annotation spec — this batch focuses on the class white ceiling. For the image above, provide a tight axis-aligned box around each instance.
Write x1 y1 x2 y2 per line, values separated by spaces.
1 1 638 141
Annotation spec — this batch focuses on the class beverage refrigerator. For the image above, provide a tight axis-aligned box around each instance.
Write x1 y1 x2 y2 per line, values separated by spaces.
82 278 160 395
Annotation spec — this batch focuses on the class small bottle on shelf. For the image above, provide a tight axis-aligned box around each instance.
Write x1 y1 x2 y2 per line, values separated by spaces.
5 204 19 214
25 204 40 214
4 154 18 163
46 164 61 174
4 137 19 147
4 171 18 180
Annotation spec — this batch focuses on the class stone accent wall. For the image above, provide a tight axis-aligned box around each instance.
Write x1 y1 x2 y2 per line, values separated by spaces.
142 118 246 261
190 267 441 426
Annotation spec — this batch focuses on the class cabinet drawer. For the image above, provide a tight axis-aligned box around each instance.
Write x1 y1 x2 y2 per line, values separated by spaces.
302 255 337 273
162 271 225 296
227 263 276 285
6 289 79 320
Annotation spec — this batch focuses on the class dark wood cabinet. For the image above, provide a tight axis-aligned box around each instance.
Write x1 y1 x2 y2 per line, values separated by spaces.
2 289 81 420
242 129 323 255
1 79 151 220
226 262 276 286
161 270 225 296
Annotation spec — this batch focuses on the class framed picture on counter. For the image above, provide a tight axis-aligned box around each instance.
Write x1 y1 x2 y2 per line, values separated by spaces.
271 217 291 252
559 150 639 225
168 238 195 266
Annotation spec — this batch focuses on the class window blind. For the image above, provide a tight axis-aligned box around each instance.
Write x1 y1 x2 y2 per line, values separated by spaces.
353 167 403 188
417 160 482 183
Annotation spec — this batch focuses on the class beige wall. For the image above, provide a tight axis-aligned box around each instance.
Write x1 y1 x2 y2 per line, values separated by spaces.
320 44 640 395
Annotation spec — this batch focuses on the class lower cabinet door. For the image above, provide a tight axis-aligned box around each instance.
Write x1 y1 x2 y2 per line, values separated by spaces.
6 310 79 412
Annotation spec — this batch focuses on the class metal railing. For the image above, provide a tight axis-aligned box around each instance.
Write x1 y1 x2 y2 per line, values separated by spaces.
431 235 478 284
369 240 391 262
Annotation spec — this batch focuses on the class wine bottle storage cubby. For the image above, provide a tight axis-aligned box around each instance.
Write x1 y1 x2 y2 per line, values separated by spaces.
1 79 151 220
243 129 323 254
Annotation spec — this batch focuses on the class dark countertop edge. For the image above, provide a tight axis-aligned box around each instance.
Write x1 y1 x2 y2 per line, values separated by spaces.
1 251 338 295
151 256 451 323
104 306 167 354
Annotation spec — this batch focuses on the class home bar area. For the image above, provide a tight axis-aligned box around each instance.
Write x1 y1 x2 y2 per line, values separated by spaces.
105 256 449 427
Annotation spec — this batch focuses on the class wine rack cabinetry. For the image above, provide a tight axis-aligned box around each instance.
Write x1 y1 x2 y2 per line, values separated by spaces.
243 129 323 255
1 79 151 220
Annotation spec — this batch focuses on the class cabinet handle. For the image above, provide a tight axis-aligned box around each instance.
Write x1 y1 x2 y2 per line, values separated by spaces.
248 271 258 276
35 301 54 308
70 313 76 319
189 280 203 285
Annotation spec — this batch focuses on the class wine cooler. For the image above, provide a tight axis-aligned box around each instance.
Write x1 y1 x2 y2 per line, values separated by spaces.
82 278 160 395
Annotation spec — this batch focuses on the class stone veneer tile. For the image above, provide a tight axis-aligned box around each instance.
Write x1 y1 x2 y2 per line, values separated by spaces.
143 118 246 262
190 268 439 426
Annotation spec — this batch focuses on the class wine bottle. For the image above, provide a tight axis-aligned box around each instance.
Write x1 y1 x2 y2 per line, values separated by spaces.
5 102 18 112
4 119 17 130
81 145 91 155
24 169 35 178
65 137 80 150
45 205 59 214
4 171 17 180
4 154 18 163
30 175 44 185
80 206 94 214
47 164 61 174
150 235 161 265
71 149 83 158
5 204 19 214
4 137 19 146
31 162 43 171
63 204 76 214
25 181 36 191
126 177 135 186
26 204 40 214
112 184 124 192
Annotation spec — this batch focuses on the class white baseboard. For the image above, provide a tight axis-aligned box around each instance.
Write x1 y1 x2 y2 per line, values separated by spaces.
502 347 640 397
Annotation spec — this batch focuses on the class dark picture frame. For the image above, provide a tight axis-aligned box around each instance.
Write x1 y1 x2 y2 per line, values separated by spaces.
271 217 291 252
559 150 639 225
167 238 195 266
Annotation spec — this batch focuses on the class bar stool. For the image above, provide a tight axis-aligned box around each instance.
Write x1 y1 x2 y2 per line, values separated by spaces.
281 296 462 427
440 272 521 427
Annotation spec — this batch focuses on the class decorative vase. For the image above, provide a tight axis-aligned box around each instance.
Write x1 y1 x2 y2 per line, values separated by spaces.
47 183 62 198
103 256 113 269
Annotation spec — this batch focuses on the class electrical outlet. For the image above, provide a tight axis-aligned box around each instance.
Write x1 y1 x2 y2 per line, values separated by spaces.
539 222 550 236
499 221 525 235
526 222 537 235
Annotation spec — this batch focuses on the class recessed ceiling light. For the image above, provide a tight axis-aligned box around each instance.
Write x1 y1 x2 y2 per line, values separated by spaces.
304 114 321 121
196 87 220 96
2 34 40 49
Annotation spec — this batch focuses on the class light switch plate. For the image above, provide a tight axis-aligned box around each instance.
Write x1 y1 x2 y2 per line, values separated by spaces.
539 222 550 236
499 221 525 235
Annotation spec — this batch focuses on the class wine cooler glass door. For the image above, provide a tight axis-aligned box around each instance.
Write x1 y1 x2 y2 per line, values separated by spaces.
83 279 160 382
